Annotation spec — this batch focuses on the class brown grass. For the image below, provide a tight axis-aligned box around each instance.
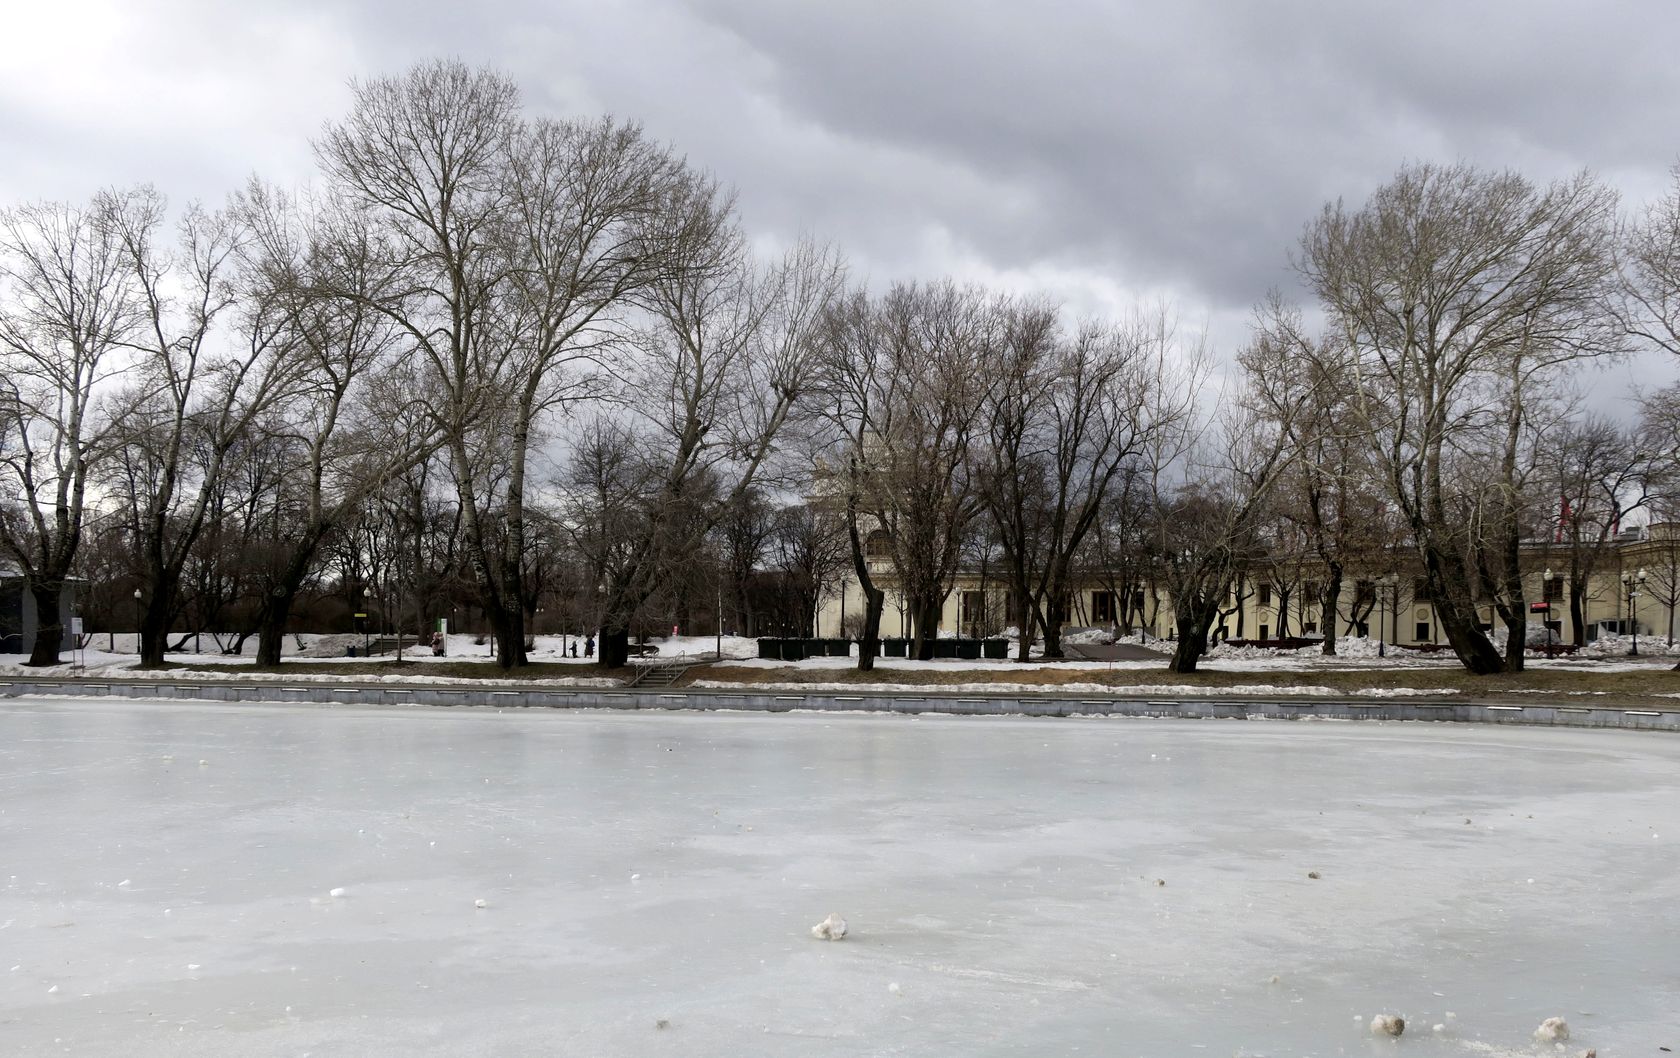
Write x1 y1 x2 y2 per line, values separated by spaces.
692 660 1680 705
168 659 639 682
143 655 1680 709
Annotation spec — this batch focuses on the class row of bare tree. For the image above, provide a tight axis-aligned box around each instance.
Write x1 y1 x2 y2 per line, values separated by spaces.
5 62 1680 676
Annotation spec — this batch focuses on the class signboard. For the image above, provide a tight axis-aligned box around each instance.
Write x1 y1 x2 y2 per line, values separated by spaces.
70 617 83 635
354 612 368 618
1529 602 1550 613
436 618 448 634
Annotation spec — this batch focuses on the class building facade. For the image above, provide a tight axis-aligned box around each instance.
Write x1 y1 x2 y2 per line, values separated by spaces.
813 525 1680 648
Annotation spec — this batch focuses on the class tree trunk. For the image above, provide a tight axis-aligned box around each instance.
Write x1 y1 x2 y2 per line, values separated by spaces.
1040 592 1067 659
598 626 630 669
1321 565 1343 656
1501 609 1526 672
254 600 293 667
1569 587 1587 647
856 584 884 672
490 605 525 671
1422 545 1504 675
911 596 941 660
25 579 67 666
1167 603 1216 673
138 595 172 668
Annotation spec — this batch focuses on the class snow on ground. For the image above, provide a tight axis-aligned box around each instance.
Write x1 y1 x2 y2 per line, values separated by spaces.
2 700 1675 1056
6 632 1674 686
690 678 1463 698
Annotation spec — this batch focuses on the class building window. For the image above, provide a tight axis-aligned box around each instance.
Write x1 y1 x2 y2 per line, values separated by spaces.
960 591 986 628
1092 591 1117 623
1415 622 1430 641
1258 584 1271 606
865 531 891 558
1303 620 1318 634
1258 624 1270 641
1544 577 1564 603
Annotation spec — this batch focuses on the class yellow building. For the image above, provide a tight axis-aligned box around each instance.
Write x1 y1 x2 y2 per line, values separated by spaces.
814 525 1680 648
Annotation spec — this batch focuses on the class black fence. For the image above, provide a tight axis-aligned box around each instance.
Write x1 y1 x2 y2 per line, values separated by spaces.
758 637 1011 661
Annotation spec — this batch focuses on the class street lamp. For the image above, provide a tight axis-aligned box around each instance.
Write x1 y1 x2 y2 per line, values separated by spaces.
132 588 142 655
1541 567 1554 658
1623 568 1648 656
1377 574 1398 657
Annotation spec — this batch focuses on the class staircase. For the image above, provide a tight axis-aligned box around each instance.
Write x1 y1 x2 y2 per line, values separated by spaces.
626 652 719 689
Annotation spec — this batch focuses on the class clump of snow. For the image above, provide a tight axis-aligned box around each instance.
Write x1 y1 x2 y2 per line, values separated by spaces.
1061 628 1116 646
329 887 346 898
1369 1013 1405 1037
811 912 848 940
474 898 487 909
1533 1017 1569 1042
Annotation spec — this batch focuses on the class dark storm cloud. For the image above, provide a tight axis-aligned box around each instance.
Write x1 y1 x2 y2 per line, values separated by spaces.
7 0 1680 350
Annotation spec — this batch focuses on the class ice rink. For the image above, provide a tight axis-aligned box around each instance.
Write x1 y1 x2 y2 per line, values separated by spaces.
3 697 1676 1056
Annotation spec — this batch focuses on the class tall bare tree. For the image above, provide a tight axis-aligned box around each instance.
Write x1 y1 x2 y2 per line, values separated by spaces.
103 187 303 667
0 196 142 664
576 230 844 668
981 304 1187 659
1300 163 1621 674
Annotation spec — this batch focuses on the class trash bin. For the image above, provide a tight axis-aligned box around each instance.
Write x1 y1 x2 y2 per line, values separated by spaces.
757 638 782 660
982 639 1008 659
882 638 908 657
346 646 358 658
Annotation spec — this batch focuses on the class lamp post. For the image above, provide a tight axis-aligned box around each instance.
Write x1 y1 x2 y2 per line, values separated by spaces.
1541 567 1554 658
132 588 142 656
1377 574 1398 657
1623 568 1647 655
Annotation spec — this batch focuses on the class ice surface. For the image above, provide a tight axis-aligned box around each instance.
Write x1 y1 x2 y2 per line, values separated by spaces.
1 698 1677 1056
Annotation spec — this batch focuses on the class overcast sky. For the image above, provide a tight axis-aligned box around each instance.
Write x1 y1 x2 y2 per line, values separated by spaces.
6 0 1679 394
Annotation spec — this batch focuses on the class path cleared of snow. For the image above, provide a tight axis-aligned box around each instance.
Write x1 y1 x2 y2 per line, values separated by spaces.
1 699 1675 1056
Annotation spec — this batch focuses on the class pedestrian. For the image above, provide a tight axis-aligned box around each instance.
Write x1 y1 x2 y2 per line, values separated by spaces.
585 636 594 658
569 641 578 658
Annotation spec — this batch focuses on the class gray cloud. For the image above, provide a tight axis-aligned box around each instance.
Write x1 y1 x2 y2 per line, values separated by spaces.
6 0 1680 371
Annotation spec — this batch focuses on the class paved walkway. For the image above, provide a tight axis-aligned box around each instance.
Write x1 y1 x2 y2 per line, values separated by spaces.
1063 641 1170 661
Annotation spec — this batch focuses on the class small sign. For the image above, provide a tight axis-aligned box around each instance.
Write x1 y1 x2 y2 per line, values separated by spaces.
70 617 83 635
436 618 448 634
1529 602 1550 613
354 612 368 618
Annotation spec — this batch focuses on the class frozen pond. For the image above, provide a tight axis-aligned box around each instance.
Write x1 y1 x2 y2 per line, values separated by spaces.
2 697 1676 1056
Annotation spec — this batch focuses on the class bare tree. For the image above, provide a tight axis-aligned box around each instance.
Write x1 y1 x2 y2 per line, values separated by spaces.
772 501 849 639
232 181 437 665
102 187 305 667
816 282 999 663
981 304 1188 658
1300 163 1621 674
576 229 844 668
315 63 706 669
0 196 142 664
